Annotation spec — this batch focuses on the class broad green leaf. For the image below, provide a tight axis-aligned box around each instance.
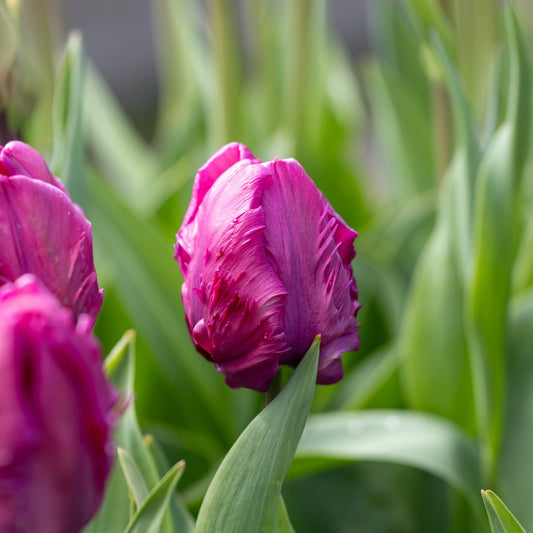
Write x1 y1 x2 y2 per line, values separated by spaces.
195 337 320 533
51 31 86 206
277 496 295 533
399 197 474 433
466 5 530 469
291 410 483 519
482 490 526 533
118 448 149 508
123 461 185 533
498 290 533 530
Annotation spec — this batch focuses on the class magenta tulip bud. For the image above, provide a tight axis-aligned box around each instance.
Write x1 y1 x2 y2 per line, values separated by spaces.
0 141 103 327
175 143 360 392
0 275 118 533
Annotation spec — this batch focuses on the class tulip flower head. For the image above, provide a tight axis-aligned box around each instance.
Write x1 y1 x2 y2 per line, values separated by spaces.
0 141 103 327
0 275 118 533
175 143 360 392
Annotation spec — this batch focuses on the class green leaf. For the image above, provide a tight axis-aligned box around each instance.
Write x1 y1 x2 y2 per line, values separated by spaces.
465 5 530 470
482 490 526 533
195 337 320 533
399 198 474 433
123 461 185 533
51 31 87 207
498 290 533 530
88 332 180 533
85 332 141 533
276 496 295 533
291 410 483 520
144 435 196 533
118 448 149 508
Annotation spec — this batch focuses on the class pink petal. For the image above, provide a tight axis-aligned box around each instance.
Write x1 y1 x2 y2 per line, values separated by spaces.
0 141 68 194
0 276 116 532
183 161 288 391
262 159 360 382
176 142 260 275
0 176 103 325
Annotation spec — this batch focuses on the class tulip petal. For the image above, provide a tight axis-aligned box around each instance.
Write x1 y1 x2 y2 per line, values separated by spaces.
0 141 68 194
0 275 116 533
176 142 260 275
0 176 103 325
183 161 288 391
262 159 360 383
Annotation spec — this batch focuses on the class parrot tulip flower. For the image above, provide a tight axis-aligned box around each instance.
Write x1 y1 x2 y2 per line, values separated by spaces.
175 143 360 392
0 141 103 327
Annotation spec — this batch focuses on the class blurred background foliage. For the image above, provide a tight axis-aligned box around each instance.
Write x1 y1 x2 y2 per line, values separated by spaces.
2 0 533 531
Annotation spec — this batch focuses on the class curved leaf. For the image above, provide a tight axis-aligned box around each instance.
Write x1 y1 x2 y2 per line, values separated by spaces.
482 490 526 533
195 337 320 533
291 410 483 519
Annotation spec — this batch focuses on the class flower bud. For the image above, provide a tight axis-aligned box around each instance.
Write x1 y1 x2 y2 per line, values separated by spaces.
175 143 360 392
0 275 118 533
0 141 103 326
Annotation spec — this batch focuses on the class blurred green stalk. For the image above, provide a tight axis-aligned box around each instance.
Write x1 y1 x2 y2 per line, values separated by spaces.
208 0 242 144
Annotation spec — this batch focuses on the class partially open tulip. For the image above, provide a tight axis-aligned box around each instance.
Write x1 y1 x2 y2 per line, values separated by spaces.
0 275 118 533
175 143 360 392
0 141 103 327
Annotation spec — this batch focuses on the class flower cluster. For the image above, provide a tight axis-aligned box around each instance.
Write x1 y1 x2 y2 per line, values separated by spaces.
0 142 116 532
175 143 360 392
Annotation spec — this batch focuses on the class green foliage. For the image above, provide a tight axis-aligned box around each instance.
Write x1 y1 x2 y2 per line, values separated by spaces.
195 338 319 532
482 490 526 533
3 0 533 530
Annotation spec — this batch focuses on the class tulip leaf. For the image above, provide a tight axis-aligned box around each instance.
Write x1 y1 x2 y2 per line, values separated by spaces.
466 4 530 467
51 32 87 207
498 290 533 530
85 332 140 533
89 332 180 533
144 435 196 533
195 337 320 533
123 460 185 533
290 410 483 520
118 448 149 508
277 496 296 533
482 490 526 533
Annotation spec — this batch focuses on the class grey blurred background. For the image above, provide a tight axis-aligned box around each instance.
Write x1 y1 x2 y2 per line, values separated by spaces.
64 0 370 134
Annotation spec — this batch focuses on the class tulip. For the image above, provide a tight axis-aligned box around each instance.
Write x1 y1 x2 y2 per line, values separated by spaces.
175 143 360 392
0 275 118 533
0 141 103 327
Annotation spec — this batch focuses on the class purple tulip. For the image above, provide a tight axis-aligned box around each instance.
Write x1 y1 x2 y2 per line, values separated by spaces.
0 275 118 533
0 141 103 327
175 143 360 392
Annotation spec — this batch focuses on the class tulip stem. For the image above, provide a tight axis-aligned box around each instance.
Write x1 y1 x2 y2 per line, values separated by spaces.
265 371 282 406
